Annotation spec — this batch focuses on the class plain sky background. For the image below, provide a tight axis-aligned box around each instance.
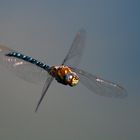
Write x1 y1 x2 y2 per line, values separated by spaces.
0 0 139 140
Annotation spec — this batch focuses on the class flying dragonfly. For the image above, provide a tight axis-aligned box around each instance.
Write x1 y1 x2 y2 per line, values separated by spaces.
0 29 127 112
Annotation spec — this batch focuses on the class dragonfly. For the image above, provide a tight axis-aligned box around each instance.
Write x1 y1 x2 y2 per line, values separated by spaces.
0 29 127 112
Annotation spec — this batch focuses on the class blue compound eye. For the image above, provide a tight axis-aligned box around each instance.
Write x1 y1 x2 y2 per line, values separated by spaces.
65 74 73 82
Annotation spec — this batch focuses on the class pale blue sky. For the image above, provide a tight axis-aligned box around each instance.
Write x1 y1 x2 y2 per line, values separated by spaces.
0 0 139 140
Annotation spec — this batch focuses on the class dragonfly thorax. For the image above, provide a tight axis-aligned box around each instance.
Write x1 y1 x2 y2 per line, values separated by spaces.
49 65 79 86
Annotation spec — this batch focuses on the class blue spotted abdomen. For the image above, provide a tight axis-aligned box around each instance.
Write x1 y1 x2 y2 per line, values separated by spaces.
6 52 50 71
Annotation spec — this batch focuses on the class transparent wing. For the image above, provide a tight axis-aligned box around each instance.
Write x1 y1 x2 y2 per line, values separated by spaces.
35 76 54 112
71 67 127 98
0 45 49 84
35 29 86 111
62 29 86 67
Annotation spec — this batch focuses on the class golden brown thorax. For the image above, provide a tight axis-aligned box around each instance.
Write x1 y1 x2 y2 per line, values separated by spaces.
49 65 79 86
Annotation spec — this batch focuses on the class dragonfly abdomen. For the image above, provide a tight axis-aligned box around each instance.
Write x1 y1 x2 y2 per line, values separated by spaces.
6 52 50 71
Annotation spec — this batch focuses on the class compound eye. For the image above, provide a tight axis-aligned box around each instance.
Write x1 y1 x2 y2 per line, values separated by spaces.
65 74 73 82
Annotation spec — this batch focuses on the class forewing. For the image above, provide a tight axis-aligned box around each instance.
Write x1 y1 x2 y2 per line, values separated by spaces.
35 76 54 112
62 29 86 67
34 29 86 111
0 45 49 84
71 67 127 98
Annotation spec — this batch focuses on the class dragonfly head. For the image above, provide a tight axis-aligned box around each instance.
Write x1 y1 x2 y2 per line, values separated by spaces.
65 72 79 86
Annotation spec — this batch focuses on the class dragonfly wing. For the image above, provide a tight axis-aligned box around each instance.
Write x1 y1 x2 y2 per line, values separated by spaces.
35 29 86 111
71 67 127 98
35 75 54 112
0 45 49 84
62 29 86 67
